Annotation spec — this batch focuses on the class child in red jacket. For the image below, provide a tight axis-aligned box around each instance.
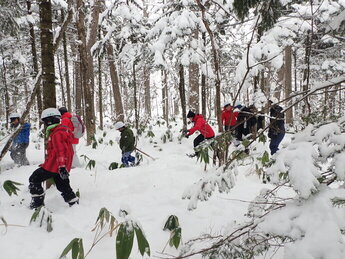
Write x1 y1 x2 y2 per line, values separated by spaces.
29 108 78 209
185 111 215 157
221 102 238 131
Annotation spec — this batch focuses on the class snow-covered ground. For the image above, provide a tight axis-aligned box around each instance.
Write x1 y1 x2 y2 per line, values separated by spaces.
0 123 289 259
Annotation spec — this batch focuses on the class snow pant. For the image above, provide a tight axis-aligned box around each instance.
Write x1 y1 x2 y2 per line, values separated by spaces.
269 132 285 155
193 134 214 156
29 167 77 206
121 151 135 167
72 144 81 168
10 143 29 166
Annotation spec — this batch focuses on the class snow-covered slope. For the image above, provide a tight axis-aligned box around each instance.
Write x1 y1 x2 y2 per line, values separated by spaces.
0 124 273 259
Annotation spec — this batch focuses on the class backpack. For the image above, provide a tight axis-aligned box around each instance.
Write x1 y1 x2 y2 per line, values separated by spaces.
70 115 85 138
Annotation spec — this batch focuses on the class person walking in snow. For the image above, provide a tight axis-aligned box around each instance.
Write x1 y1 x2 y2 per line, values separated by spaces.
28 108 78 209
58 107 82 167
9 112 30 166
184 111 215 157
221 102 238 132
268 99 285 155
114 121 136 167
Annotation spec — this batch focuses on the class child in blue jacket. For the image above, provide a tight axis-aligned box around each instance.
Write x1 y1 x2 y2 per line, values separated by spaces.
9 113 30 166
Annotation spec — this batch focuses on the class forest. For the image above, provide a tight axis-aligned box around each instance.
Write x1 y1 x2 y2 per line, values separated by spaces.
1 0 345 258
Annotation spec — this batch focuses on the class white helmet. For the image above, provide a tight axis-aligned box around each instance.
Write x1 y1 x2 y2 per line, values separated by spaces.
9 112 20 119
269 97 279 104
223 102 231 107
114 121 125 130
41 108 61 120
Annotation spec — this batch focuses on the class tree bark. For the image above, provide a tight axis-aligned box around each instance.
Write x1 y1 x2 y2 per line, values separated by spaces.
133 63 139 129
201 32 207 117
143 65 151 117
39 0 56 109
195 0 221 132
284 46 293 125
61 9 72 112
27 0 42 118
162 70 169 122
98 44 103 130
76 0 97 145
179 64 187 129
106 43 124 121
1 56 10 128
189 29 200 112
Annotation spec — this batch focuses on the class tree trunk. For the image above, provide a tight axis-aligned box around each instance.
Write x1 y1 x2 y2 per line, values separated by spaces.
75 59 82 114
201 32 207 117
179 64 187 129
57 54 66 107
162 70 169 122
189 29 200 112
27 0 42 118
62 9 72 112
284 46 293 125
133 63 139 129
1 57 10 128
195 0 221 132
39 0 56 109
98 47 103 130
76 0 97 145
106 43 124 121
143 65 151 117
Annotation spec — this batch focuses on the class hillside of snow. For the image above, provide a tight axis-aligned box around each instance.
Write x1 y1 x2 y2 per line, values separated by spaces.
0 122 290 259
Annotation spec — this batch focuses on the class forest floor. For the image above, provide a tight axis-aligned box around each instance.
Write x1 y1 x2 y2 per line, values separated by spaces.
0 122 291 259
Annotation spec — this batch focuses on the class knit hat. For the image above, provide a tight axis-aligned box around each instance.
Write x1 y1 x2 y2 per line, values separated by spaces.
187 110 196 118
223 102 231 108
58 107 68 115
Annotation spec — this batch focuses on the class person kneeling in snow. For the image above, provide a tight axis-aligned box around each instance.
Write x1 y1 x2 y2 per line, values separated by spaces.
115 121 136 167
28 108 78 209
184 111 215 157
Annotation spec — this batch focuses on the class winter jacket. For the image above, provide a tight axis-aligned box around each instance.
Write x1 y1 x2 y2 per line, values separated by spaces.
187 114 215 138
13 123 30 145
119 127 135 153
40 124 74 173
268 104 285 138
236 106 257 140
60 112 79 144
221 107 238 127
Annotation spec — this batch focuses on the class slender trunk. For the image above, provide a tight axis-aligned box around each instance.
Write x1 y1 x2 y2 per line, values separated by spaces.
133 63 139 129
76 0 96 145
61 9 71 112
284 46 293 125
1 57 10 128
22 65 29 103
195 0 221 132
27 0 42 118
106 43 124 121
75 59 82 114
179 64 187 129
189 29 200 112
162 70 168 122
201 32 207 117
98 48 103 130
40 0 56 109
57 54 66 107
143 65 151 117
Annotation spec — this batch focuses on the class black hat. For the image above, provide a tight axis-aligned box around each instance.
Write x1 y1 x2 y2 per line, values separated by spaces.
187 110 196 118
58 107 68 115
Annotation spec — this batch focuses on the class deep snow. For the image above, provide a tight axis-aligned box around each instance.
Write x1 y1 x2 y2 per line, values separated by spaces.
0 123 286 259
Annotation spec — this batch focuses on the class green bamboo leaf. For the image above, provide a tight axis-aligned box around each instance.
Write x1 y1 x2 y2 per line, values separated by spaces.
3 180 23 196
116 222 134 259
109 162 119 170
78 239 84 259
30 206 43 224
59 238 81 259
134 224 151 256
72 239 79 259
262 151 270 164
163 215 179 231
171 227 182 249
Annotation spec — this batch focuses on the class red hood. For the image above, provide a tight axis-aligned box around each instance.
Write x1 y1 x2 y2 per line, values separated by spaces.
61 112 72 119
192 114 203 122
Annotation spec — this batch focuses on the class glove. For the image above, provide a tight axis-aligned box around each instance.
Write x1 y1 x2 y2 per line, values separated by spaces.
59 167 69 180
183 130 189 138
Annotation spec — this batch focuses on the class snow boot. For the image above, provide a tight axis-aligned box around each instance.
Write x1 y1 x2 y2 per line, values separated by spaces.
67 197 79 207
29 194 45 210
